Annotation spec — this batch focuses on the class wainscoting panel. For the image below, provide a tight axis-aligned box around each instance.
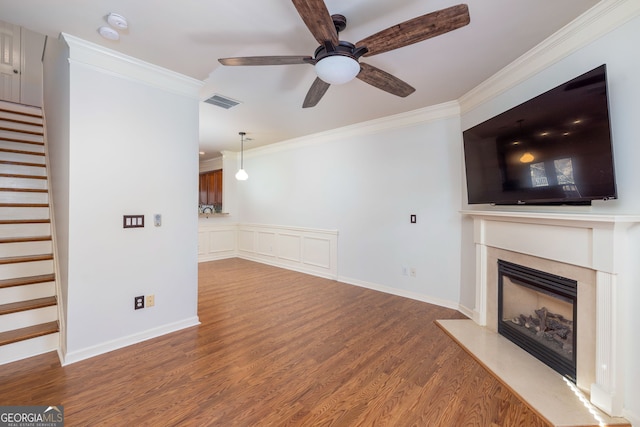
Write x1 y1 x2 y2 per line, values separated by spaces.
302 236 332 269
257 232 277 258
237 229 255 253
198 224 237 262
198 222 338 279
277 233 302 262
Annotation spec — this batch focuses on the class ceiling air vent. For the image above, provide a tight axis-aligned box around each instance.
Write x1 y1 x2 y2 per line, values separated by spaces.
204 94 241 109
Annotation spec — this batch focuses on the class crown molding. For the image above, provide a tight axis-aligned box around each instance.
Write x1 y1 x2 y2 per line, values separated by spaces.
247 100 460 157
62 33 202 99
458 0 640 115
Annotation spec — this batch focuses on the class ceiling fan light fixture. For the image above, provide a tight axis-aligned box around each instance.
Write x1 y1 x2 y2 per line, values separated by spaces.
315 55 360 85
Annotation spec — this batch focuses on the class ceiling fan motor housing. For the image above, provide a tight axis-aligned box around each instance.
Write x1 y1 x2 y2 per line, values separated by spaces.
313 41 367 62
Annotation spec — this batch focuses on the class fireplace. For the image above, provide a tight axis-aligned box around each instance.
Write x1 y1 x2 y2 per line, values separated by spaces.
462 209 640 416
497 259 577 381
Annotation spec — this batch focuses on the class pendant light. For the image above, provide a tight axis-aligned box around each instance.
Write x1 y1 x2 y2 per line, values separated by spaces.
235 131 248 181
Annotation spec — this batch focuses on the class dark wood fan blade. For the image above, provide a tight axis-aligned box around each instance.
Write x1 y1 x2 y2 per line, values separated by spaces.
292 0 339 46
219 56 314 66
303 77 330 108
357 63 415 97
357 4 470 57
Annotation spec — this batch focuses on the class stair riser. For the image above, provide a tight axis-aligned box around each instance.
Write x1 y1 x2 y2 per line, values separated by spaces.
0 130 43 144
0 191 48 204
0 140 45 154
0 151 45 165
0 176 48 190
0 206 50 220
0 223 51 238
0 305 57 333
0 111 43 126
0 120 43 135
0 100 42 117
0 259 54 280
0 240 52 257
0 281 55 305
0 332 58 366
0 163 46 177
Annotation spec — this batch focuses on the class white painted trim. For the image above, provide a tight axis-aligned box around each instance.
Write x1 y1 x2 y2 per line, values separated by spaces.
459 0 640 115
338 275 459 311
238 223 338 279
463 210 639 417
61 316 200 365
61 33 202 99
457 303 474 320
244 101 460 158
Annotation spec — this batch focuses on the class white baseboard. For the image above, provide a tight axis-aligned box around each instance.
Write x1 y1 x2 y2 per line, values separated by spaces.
61 316 200 365
338 275 459 311
456 303 475 320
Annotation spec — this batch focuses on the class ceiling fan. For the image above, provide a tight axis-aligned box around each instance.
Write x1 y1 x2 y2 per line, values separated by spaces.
218 0 470 108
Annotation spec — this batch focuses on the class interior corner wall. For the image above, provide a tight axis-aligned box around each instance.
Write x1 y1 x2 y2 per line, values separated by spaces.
458 14 640 422
45 37 201 363
235 113 464 307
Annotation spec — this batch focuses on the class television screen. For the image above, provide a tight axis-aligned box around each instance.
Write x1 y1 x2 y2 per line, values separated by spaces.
463 64 616 205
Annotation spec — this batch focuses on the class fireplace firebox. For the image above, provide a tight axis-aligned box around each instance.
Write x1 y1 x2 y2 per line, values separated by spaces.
498 260 577 381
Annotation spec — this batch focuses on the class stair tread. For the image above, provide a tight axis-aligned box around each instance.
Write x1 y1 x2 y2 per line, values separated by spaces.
0 187 48 193
0 126 43 136
0 137 44 146
0 321 58 347
0 253 53 265
0 160 45 167
0 273 56 289
0 235 51 244
0 203 49 208
0 173 47 180
0 296 56 316
0 219 50 224
0 147 45 156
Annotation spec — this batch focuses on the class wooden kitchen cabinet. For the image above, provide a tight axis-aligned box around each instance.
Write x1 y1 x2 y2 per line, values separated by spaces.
199 169 222 207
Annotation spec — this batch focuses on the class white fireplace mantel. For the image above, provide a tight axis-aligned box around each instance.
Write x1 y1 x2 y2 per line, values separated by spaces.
462 209 640 417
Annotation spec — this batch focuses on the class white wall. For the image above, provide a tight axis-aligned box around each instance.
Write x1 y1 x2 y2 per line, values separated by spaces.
458 7 640 422
234 105 464 308
45 35 202 363
42 35 70 355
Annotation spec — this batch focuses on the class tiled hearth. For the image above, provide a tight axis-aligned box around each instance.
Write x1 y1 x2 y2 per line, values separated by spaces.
441 210 640 426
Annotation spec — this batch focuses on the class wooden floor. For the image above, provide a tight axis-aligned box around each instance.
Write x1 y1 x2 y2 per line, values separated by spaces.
0 258 552 426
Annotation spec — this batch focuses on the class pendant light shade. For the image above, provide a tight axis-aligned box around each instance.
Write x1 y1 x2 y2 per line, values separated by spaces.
236 131 248 181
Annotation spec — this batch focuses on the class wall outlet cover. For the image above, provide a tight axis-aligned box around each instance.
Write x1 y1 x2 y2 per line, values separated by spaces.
134 295 145 310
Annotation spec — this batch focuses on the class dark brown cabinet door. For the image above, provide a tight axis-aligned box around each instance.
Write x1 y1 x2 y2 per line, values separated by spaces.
199 169 223 207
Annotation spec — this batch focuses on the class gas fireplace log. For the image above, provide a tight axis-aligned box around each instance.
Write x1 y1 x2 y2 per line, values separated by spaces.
535 307 548 332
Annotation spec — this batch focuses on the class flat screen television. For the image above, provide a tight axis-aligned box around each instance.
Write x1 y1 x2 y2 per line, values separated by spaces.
463 64 617 205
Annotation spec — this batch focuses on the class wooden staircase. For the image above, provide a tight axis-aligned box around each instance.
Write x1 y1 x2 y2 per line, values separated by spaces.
0 99 59 365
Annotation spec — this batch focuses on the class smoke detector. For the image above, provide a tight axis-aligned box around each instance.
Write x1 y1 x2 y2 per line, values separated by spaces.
107 13 128 30
98 26 119 40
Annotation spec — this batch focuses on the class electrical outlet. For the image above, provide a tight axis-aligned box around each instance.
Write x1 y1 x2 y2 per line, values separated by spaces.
146 294 155 307
134 295 144 310
410 268 416 278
